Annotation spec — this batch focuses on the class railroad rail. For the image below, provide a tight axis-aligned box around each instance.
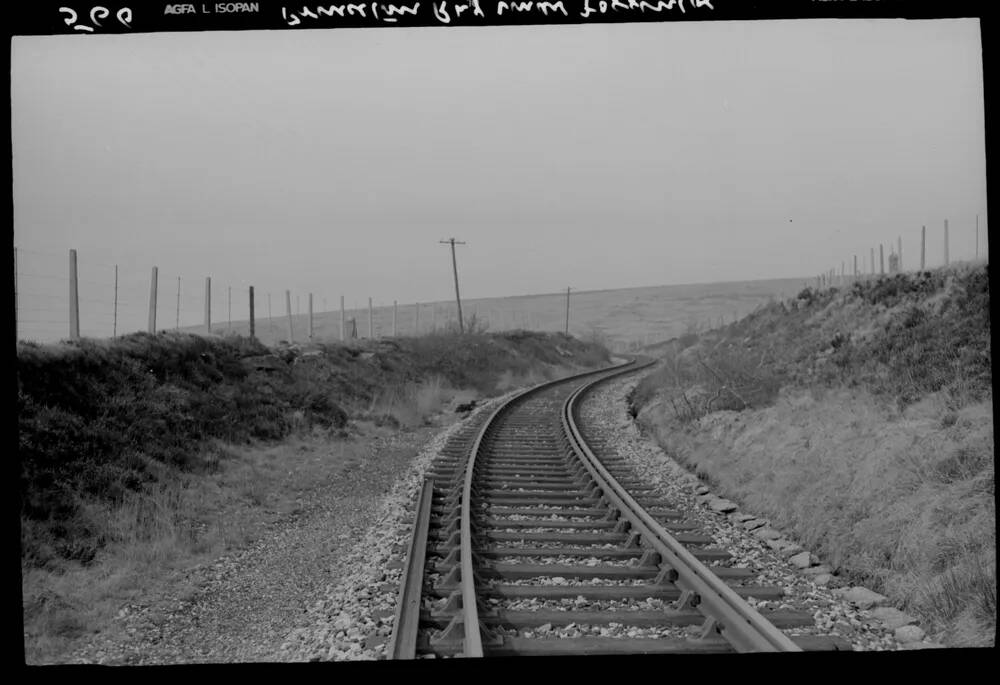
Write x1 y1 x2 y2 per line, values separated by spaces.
388 358 849 657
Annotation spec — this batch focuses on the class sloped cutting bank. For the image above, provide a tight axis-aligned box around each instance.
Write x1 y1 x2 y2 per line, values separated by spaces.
629 265 993 646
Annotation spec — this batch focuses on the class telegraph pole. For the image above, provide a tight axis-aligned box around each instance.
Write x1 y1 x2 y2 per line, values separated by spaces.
440 238 466 333
565 287 571 335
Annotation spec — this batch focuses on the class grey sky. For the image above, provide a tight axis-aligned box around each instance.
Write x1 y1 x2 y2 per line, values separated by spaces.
12 19 986 316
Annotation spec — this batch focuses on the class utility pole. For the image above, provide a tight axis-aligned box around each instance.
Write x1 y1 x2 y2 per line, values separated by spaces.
148 266 158 334
944 219 950 266
440 238 466 333
921 226 926 270
564 287 571 335
249 286 255 340
69 249 80 341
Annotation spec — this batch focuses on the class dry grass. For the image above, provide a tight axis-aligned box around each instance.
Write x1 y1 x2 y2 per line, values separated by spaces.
21 431 376 664
639 388 994 645
632 265 993 646
367 375 455 428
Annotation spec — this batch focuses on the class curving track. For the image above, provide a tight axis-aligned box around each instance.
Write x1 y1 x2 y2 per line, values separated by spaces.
388 359 850 657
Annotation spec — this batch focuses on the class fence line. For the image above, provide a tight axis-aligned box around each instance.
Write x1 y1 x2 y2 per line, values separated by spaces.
811 217 986 290
13 217 988 348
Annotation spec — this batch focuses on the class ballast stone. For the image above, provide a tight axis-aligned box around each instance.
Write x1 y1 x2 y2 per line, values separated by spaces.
753 527 783 541
836 587 889 609
894 625 927 644
708 498 738 513
789 551 814 569
870 607 918 631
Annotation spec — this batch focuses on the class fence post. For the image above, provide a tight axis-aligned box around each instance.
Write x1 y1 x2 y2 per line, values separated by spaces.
148 266 158 334
415 303 420 336
308 293 314 340
228 286 232 329
286 290 294 343
13 247 16 340
393 300 397 337
944 219 949 265
205 277 211 333
897 236 903 271
113 265 118 338
176 277 181 329
565 286 571 335
368 298 374 338
879 245 884 275
249 286 255 340
853 255 858 281
69 249 80 341
870 248 875 277
921 226 926 270
340 295 346 341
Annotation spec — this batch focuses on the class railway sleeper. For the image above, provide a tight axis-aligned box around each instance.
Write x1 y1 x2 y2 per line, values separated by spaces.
419 608 815 631
422 583 785 602
419 634 733 656
469 531 715 546
478 563 751 581
418 633 851 656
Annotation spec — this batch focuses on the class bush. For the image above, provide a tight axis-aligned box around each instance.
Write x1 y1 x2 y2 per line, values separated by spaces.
19 328 610 569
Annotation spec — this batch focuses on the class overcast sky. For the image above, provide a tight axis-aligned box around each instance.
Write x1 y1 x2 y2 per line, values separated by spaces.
12 18 986 315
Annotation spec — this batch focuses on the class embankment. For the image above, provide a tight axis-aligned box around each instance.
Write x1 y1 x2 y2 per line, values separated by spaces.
630 264 993 646
19 329 609 571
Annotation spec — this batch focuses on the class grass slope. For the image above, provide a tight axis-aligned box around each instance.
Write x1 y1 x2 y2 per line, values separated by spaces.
631 263 993 646
18 329 609 571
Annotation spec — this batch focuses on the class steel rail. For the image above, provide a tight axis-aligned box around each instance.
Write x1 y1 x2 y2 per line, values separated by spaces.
456 357 636 656
387 478 435 659
562 370 803 653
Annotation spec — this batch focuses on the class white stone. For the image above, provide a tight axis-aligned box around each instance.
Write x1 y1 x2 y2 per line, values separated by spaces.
709 498 738 513
742 519 767 531
870 607 918 631
895 625 926 643
781 544 805 558
837 586 888 609
789 551 813 569
813 573 833 586
754 527 783 541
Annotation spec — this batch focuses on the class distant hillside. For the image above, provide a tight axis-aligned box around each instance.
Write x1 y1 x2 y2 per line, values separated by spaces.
630 263 993 646
178 277 808 352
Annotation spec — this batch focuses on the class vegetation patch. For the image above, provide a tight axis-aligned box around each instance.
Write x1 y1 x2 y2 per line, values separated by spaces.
19 329 609 572
631 264 993 646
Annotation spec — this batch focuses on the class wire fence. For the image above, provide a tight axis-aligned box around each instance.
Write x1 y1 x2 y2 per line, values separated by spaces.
13 246 576 347
13 216 987 353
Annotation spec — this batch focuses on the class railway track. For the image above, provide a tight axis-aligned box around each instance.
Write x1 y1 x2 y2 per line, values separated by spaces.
388 358 850 657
